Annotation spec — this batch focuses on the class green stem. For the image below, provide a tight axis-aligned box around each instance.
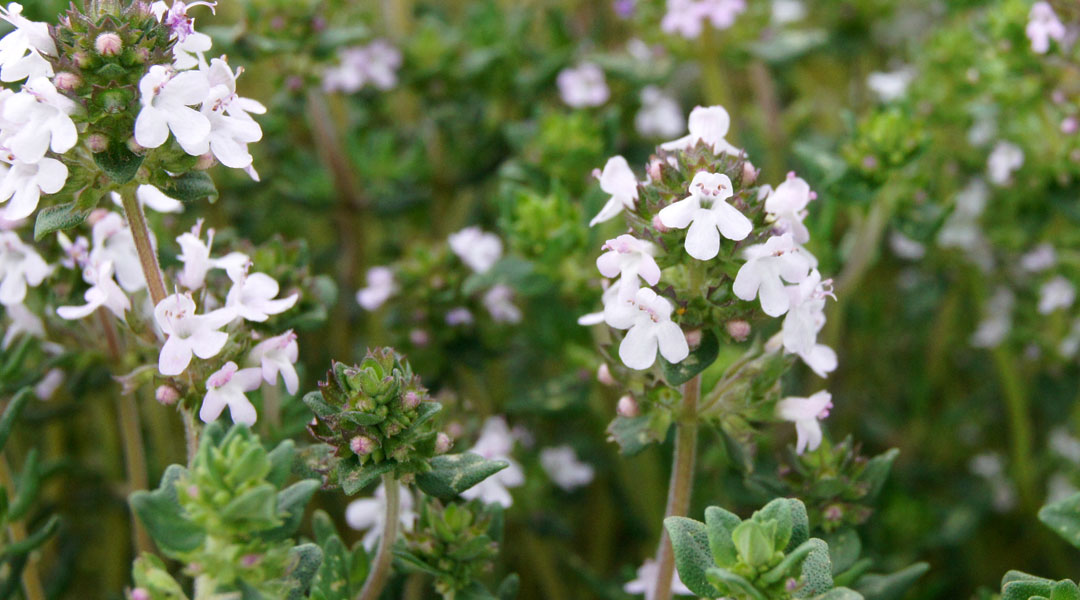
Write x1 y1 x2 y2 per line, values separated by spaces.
181 405 200 466
358 474 400 600
119 187 167 306
117 392 152 554
992 346 1037 510
0 457 45 600
650 375 701 600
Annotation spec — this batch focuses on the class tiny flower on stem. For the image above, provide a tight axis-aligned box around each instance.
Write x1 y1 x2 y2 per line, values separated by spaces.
661 105 741 156
589 155 639 227
0 231 48 306
225 266 299 322
658 171 751 260
357 266 396 310
448 226 502 274
248 330 299 394
733 233 814 317
615 287 689 371
200 361 263 425
765 172 814 244
596 234 661 300
154 292 235 376
56 260 130 320
776 390 833 454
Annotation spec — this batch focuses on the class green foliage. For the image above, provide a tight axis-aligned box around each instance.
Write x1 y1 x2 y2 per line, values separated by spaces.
130 423 322 598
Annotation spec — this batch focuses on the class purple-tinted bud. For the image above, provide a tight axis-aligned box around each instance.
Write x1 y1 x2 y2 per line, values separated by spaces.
435 432 452 454
409 329 430 347
86 133 109 153
312 16 327 31
742 161 757 184
351 435 376 455
286 76 304 92
131 588 150 600
861 155 879 170
651 213 669 233
684 329 703 349
127 137 147 154
824 504 843 522
186 485 199 498
241 554 261 568
785 578 799 592
53 71 81 91
617 395 639 418
402 390 420 410
95 33 123 56
596 363 615 386
446 421 464 438
725 320 750 342
155 385 180 406
270 16 285 30
133 47 150 63
1062 117 1079 135
72 51 90 68
194 152 216 170
1053 89 1067 104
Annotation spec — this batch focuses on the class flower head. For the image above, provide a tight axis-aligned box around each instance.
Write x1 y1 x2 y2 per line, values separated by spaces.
483 284 522 323
460 416 524 507
0 231 48 306
596 234 661 300
3 77 77 163
56 260 130 320
357 266 397 310
765 172 813 243
345 482 415 550
0 3 55 83
1027 2 1066 54
635 86 684 139
135 65 211 155
225 266 299 322
539 445 595 491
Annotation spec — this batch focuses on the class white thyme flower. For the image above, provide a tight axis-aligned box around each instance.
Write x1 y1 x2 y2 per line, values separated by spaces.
557 63 609 108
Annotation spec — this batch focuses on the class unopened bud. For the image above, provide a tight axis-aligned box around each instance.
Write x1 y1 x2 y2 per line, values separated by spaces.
616 395 639 418
131 588 150 600
241 554 261 568
53 71 81 91
155 385 180 406
1063 117 1079 135
596 363 615 386
684 329 702 349
824 504 844 523
647 158 663 181
402 390 420 410
95 32 123 56
72 51 90 69
133 47 150 63
86 133 109 153
435 432 452 454
651 213 669 233
350 435 376 455
741 161 757 184
87 208 109 226
194 152 216 170
725 320 750 342
409 329 430 347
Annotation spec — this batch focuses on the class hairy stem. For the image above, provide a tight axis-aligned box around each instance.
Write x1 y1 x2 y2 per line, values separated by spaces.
117 392 152 554
120 187 167 306
358 474 400 600
650 375 701 600
181 405 200 466
0 456 45 600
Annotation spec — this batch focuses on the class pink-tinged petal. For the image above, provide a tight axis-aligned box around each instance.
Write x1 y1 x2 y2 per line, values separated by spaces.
658 198 699 229
684 211 720 260
713 201 752 241
190 329 229 359
234 367 265 391
638 254 661 286
595 250 621 278
655 322 689 364
619 324 659 370
732 263 761 302
158 336 192 375
758 275 790 317
588 197 624 227
134 108 169 149
199 390 227 423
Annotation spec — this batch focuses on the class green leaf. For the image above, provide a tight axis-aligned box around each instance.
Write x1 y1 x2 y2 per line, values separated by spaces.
825 528 861 575
788 499 810 550
262 479 321 541
756 498 794 552
283 543 324 600
129 465 204 555
94 142 144 183
0 388 32 451
1051 581 1080 600
161 171 218 203
798 538 833 598
0 515 58 560
663 516 722 598
265 439 297 488
339 459 393 496
497 574 520 600
705 567 766 600
704 506 741 567
33 202 92 241
302 392 337 419
220 483 279 525
747 29 829 64
338 410 387 426
1040 493 1080 548
816 588 865 600
662 329 719 386
415 453 508 498
1004 581 1055 600
606 413 669 456
857 449 899 502
855 562 929 600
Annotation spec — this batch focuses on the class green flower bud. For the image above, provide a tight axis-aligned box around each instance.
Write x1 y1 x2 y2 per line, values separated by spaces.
732 520 776 569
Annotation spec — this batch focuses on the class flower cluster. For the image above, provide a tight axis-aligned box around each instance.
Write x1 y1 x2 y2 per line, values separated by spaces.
581 105 839 453
322 39 402 94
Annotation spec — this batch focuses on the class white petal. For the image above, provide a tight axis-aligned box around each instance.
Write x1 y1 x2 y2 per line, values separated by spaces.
619 324 659 370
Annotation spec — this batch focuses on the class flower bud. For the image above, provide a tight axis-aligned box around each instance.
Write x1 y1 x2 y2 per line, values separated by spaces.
647 158 663 181
435 432 452 454
53 71 81 91
402 390 420 410
1063 117 1079 135
616 395 639 418
731 520 774 568
241 554 261 568
194 152 216 170
684 329 702 349
127 137 147 154
725 320 750 342
95 32 123 56
596 363 615 386
651 213 669 233
72 51 91 69
86 133 109 153
155 385 180 406
824 504 844 523
350 435 376 456
741 160 757 184
133 47 150 63
131 588 150 600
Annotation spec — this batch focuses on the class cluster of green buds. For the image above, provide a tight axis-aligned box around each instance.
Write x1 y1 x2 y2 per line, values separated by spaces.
399 498 517 599
770 438 899 532
129 424 322 598
841 107 925 183
304 348 449 494
664 498 926 600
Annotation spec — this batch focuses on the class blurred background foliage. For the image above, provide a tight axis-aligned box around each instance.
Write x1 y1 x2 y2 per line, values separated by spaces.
7 0 1080 598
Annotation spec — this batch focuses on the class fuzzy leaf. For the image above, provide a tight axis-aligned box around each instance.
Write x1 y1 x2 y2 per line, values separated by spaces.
262 479 321 541
283 543 324 600
816 588 865 600
93 142 144 183
33 202 92 241
797 538 833 598
0 388 32 451
857 449 899 501
825 528 861 575
162 171 218 203
1040 493 1080 549
704 506 741 567
606 414 668 456
339 459 394 496
220 483 279 525
756 498 794 552
129 465 204 555
662 329 719 386
663 516 722 598
415 453 508 498
855 562 929 600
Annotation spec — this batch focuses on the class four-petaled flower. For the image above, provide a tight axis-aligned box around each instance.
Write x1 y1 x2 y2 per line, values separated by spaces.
557 63 609 108
225 266 299 322
448 226 502 274
135 65 211 155
776 390 833 454
249 330 299 395
596 234 661 301
56 260 130 321
659 171 752 260
613 287 689 370
154 292 235 376
200 360 262 425
764 172 813 243
3 77 77 163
